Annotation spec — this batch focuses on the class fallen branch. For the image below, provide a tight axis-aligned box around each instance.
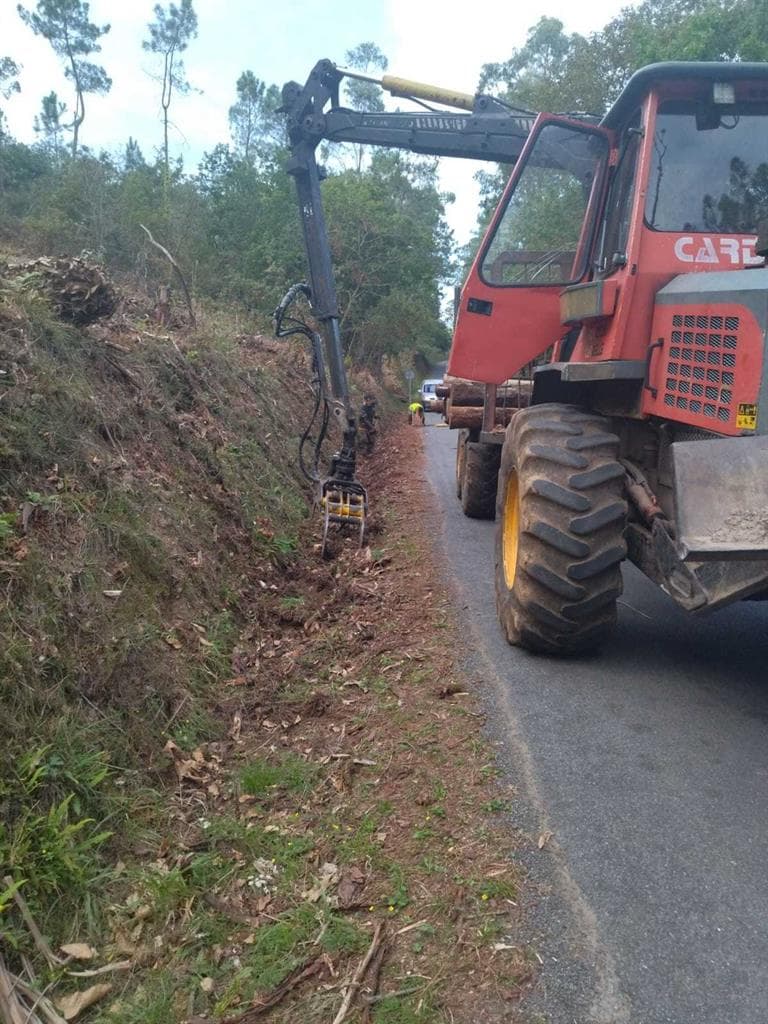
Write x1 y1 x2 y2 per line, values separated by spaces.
101 353 140 390
362 985 421 1005
0 952 27 1024
360 933 388 1024
221 957 327 1023
395 919 429 936
0 954 68 1024
66 961 132 978
331 922 384 1024
139 224 196 327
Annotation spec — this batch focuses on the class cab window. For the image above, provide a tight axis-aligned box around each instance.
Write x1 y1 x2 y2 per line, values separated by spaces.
480 122 609 287
598 114 641 275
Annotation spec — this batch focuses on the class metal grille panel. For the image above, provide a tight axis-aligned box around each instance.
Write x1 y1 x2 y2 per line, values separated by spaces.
664 313 737 423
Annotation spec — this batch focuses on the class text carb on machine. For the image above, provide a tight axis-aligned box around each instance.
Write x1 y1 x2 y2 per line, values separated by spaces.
674 235 762 266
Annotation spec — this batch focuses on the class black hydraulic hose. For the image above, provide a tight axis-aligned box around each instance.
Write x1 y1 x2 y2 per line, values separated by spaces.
274 283 333 485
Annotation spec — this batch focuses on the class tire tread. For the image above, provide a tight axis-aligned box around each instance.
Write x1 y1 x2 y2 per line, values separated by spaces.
495 403 627 655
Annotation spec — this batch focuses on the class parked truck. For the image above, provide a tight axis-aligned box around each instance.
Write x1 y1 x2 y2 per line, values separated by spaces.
280 59 768 654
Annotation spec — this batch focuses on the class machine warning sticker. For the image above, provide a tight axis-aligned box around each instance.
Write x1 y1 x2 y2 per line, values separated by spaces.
736 403 758 430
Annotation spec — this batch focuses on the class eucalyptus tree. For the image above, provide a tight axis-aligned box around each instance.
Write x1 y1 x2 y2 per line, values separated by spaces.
17 0 110 157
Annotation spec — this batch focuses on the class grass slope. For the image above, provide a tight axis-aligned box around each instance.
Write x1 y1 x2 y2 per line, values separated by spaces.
0 277 535 1024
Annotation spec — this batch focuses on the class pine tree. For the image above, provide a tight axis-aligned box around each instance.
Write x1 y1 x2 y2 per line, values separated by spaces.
17 0 111 158
143 0 198 187
124 137 146 171
343 43 388 172
33 90 68 160
228 71 281 164
0 56 21 141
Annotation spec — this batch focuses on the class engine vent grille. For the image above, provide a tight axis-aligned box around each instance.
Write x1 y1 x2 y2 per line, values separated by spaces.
662 313 737 423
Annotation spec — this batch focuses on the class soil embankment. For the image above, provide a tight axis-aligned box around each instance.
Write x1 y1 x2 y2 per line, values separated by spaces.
0 277 535 1023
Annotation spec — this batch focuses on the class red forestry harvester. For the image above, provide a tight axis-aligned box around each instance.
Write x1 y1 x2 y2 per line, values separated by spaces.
280 60 768 653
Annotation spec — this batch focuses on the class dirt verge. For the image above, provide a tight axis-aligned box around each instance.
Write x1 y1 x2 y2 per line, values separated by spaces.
100 423 539 1024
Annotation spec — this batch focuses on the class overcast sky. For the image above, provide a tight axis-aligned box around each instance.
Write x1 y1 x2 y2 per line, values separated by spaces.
2 0 638 243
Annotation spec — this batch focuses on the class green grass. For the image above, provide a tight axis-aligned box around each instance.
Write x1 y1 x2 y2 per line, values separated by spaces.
240 753 318 798
0 510 17 544
385 864 411 911
482 798 512 814
476 877 518 902
96 970 181 1024
373 992 441 1023
0 282 317 983
214 905 369 1016
330 809 392 867
0 732 119 942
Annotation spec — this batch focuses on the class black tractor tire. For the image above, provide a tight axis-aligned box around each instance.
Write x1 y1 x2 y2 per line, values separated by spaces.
495 403 627 655
455 429 470 499
461 441 500 520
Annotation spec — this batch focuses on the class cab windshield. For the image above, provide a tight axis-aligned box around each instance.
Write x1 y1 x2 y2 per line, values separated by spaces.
646 100 768 233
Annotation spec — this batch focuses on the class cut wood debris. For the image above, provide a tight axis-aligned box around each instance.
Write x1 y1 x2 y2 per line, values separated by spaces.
5 257 117 325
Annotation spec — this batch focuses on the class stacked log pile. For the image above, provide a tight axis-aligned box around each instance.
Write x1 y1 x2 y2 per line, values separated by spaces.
439 377 532 430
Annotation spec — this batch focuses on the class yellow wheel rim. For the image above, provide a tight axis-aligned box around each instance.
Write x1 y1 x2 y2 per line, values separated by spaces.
502 471 521 588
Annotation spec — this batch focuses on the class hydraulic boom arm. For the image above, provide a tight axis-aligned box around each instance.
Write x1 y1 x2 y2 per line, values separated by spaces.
281 60 535 164
278 59 536 551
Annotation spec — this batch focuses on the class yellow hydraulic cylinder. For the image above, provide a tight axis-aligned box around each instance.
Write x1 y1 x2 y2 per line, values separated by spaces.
380 74 475 111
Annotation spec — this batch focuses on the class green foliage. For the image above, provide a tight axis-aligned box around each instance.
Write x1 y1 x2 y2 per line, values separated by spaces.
323 150 452 367
481 2 768 119
0 510 17 545
228 70 282 163
0 56 21 100
143 0 198 62
33 90 68 160
0 740 113 935
0 55 21 139
1 33 451 373
344 42 388 113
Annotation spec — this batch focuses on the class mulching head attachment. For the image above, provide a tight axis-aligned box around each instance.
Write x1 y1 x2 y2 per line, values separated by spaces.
320 478 368 557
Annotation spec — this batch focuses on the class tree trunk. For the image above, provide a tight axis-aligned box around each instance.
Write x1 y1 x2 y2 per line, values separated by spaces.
447 405 519 430
448 380 533 407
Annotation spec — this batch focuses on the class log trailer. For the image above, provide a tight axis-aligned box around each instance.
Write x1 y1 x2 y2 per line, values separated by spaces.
281 59 768 654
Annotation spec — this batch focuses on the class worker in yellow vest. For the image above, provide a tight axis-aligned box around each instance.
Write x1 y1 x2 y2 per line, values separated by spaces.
408 401 425 426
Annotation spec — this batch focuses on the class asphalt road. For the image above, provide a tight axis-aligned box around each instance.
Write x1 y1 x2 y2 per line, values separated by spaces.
423 415 768 1024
